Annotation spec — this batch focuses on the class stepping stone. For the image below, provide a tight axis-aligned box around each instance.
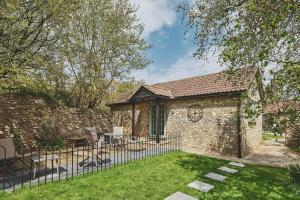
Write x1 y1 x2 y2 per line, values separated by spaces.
218 166 238 174
188 180 214 193
205 172 227 182
165 191 198 200
229 162 246 168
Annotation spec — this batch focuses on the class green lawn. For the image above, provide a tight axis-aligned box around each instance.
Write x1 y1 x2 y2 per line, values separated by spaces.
1 151 299 200
262 131 284 141
290 147 300 154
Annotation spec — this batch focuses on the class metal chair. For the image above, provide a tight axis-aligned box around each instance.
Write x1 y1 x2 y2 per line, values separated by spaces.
0 138 59 179
113 126 124 136
79 128 111 168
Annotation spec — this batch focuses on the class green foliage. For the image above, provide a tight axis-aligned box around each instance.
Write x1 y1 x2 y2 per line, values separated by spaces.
290 147 300 154
0 0 150 108
288 164 300 185
107 78 144 103
0 0 76 91
78 107 92 116
94 106 110 115
115 79 144 94
36 117 64 151
60 0 150 108
181 0 300 123
10 124 26 154
262 132 284 141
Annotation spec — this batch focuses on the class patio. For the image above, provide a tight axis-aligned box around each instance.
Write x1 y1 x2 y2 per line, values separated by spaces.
184 137 300 168
0 135 181 192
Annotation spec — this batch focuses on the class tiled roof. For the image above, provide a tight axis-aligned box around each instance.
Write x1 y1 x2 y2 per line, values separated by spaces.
109 67 257 105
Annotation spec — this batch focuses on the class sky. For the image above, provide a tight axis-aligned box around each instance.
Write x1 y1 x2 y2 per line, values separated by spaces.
129 0 223 84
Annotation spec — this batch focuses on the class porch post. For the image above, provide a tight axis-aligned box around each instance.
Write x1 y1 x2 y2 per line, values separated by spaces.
237 95 242 158
155 100 160 143
131 102 135 137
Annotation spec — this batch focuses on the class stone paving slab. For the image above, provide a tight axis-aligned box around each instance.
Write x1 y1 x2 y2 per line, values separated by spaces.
188 180 214 193
218 166 238 174
229 162 246 167
205 172 227 182
165 192 198 200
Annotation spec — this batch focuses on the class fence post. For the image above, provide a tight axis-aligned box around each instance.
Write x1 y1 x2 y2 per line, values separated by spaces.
0 145 6 192
71 144 74 178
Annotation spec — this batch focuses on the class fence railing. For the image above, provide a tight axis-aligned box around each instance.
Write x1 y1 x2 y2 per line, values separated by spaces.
0 133 182 192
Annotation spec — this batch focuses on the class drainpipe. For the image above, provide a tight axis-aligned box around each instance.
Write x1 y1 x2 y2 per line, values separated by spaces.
156 99 160 144
131 102 135 138
237 94 242 158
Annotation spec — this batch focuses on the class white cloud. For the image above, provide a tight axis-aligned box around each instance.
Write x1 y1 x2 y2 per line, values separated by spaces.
130 0 178 38
128 0 223 84
132 48 224 84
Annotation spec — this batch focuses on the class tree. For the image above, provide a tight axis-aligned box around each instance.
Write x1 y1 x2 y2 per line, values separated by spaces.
180 0 300 122
0 0 76 91
107 78 144 103
60 0 150 108
0 0 150 109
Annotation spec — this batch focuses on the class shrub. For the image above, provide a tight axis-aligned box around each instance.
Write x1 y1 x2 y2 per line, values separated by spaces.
288 164 300 185
11 124 26 154
36 118 64 151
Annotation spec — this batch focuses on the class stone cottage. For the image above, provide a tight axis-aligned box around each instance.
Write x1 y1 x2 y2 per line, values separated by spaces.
108 67 263 157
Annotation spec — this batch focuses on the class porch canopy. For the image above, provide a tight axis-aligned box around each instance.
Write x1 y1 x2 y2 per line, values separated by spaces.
128 86 171 142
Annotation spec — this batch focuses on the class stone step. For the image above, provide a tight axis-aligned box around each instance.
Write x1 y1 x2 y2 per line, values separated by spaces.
205 172 227 182
165 191 198 200
218 166 238 174
228 162 246 168
187 180 214 193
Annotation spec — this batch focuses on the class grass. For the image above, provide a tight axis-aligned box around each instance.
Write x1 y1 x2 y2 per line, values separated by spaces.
262 131 284 141
1 151 299 200
290 147 300 154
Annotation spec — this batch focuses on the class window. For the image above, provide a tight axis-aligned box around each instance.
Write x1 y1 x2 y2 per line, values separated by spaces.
150 104 165 135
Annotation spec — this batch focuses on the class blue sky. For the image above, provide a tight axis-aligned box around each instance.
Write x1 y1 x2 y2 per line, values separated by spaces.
130 0 223 84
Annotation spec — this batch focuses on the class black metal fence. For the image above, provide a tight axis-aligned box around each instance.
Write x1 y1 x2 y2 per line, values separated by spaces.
0 133 182 192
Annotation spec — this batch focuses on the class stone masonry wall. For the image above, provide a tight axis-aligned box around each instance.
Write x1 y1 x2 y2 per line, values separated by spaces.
240 81 263 156
0 94 111 149
165 96 239 156
111 103 149 136
111 95 263 157
286 123 300 148
111 96 240 156
241 114 263 156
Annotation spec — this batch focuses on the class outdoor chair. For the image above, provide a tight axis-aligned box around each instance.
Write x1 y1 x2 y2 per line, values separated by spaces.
103 126 126 151
113 126 124 136
79 128 111 168
104 126 124 144
0 138 59 179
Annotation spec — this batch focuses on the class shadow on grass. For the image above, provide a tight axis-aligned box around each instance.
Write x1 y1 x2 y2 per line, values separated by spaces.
176 153 300 200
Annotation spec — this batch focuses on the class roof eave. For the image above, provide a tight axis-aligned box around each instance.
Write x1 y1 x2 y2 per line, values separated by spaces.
108 90 246 106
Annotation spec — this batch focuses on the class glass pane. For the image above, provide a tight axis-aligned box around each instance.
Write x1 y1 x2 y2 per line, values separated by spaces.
150 104 165 136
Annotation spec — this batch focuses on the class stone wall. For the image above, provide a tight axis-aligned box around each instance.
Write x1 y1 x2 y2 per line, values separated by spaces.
165 96 239 156
286 123 300 148
240 83 263 156
241 114 263 156
111 96 241 156
0 94 111 148
111 103 149 136
111 95 263 157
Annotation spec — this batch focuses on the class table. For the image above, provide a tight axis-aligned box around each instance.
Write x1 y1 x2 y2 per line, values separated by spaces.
104 133 123 145
66 138 87 147
31 154 59 179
